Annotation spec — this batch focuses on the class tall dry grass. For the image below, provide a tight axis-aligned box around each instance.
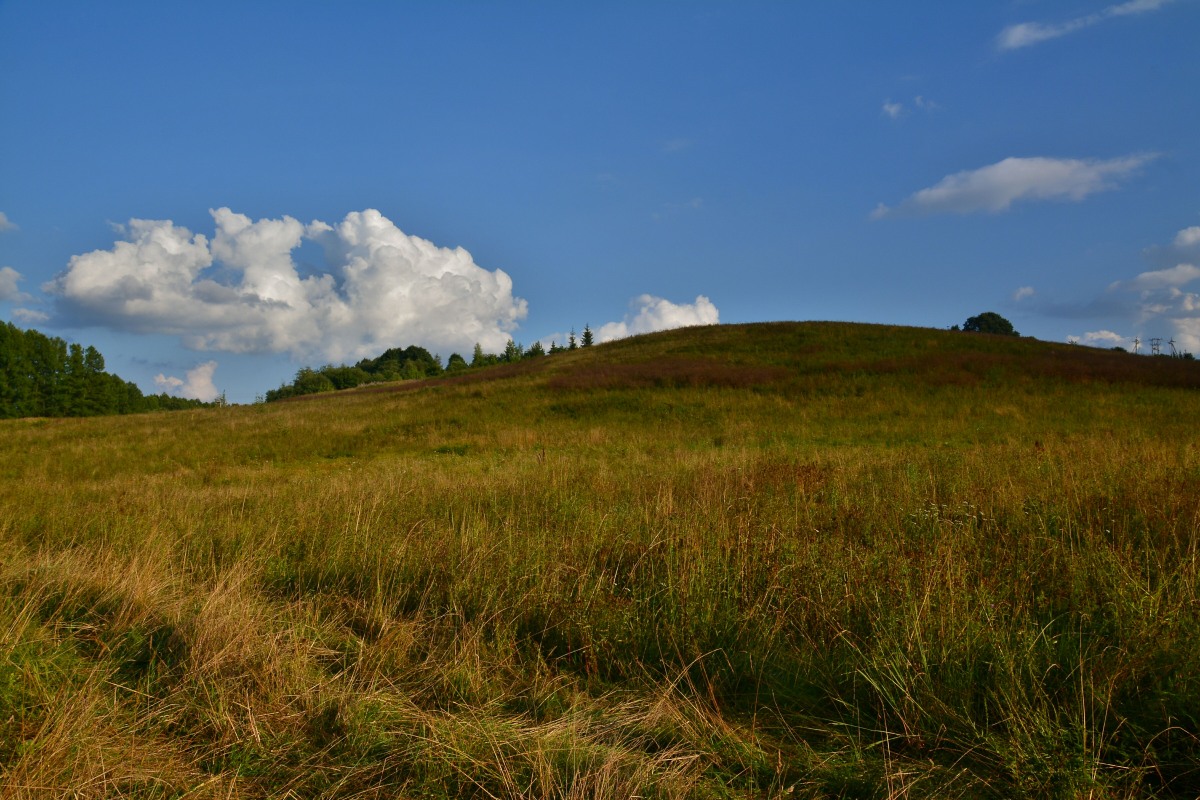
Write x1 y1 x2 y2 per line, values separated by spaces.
2 322 1199 798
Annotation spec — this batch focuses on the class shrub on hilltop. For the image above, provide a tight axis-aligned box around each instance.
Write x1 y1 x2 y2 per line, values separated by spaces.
957 311 1019 336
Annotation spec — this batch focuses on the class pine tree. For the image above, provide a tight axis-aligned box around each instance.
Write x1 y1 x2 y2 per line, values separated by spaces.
581 324 594 347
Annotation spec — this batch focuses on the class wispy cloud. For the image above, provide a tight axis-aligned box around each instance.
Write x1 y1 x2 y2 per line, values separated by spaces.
44 208 528 362
1061 223 1200 353
11 308 49 324
652 197 704 221
881 96 938 121
1066 329 1131 348
0 212 17 233
1013 286 1036 302
998 0 1175 51
662 138 693 153
1118 263 1200 292
872 154 1156 218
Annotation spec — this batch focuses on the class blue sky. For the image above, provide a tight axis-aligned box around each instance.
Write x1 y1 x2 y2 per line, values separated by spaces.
2 1 1198 402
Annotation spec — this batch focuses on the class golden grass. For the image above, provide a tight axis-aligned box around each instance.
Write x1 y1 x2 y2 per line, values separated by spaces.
2 322 1199 797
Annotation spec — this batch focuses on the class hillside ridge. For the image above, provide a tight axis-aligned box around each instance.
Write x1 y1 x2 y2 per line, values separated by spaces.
283 321 1200 404
3 320 1200 797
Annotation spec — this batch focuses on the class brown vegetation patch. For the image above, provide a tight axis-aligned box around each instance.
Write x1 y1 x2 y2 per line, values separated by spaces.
745 458 830 495
434 357 554 386
826 346 1200 390
1026 347 1200 388
548 358 790 391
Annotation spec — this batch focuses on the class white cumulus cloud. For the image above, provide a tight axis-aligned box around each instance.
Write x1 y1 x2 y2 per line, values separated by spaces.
0 266 28 302
998 0 1175 50
872 154 1155 218
1013 286 1036 302
155 360 220 402
0 212 17 233
153 374 184 393
45 208 528 362
595 294 719 343
882 101 904 119
1174 226 1200 248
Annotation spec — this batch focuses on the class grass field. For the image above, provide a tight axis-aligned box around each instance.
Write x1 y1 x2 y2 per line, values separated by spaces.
2 322 1199 798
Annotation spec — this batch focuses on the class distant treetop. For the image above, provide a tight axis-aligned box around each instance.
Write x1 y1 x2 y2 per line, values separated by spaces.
960 312 1018 337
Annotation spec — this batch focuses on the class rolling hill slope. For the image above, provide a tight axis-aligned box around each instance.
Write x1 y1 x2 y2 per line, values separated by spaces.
2 322 1199 799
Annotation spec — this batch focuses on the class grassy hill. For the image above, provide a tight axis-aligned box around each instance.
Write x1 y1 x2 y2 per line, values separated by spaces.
2 322 1199 798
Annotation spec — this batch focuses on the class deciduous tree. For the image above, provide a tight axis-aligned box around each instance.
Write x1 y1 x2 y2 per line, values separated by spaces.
961 312 1018 336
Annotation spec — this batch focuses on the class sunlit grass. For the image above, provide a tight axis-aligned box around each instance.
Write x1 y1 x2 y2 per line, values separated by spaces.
2 322 1198 797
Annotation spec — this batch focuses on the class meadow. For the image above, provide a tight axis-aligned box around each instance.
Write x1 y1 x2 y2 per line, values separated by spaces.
2 322 1198 799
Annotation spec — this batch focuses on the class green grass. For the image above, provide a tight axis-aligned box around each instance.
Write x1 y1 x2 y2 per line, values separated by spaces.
2 321 1199 798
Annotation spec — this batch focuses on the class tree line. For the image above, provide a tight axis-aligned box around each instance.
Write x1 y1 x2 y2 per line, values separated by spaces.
264 344 447 401
265 325 596 402
0 322 213 418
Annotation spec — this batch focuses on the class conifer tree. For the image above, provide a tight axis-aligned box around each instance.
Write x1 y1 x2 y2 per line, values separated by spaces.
0 322 210 417
581 324 594 347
